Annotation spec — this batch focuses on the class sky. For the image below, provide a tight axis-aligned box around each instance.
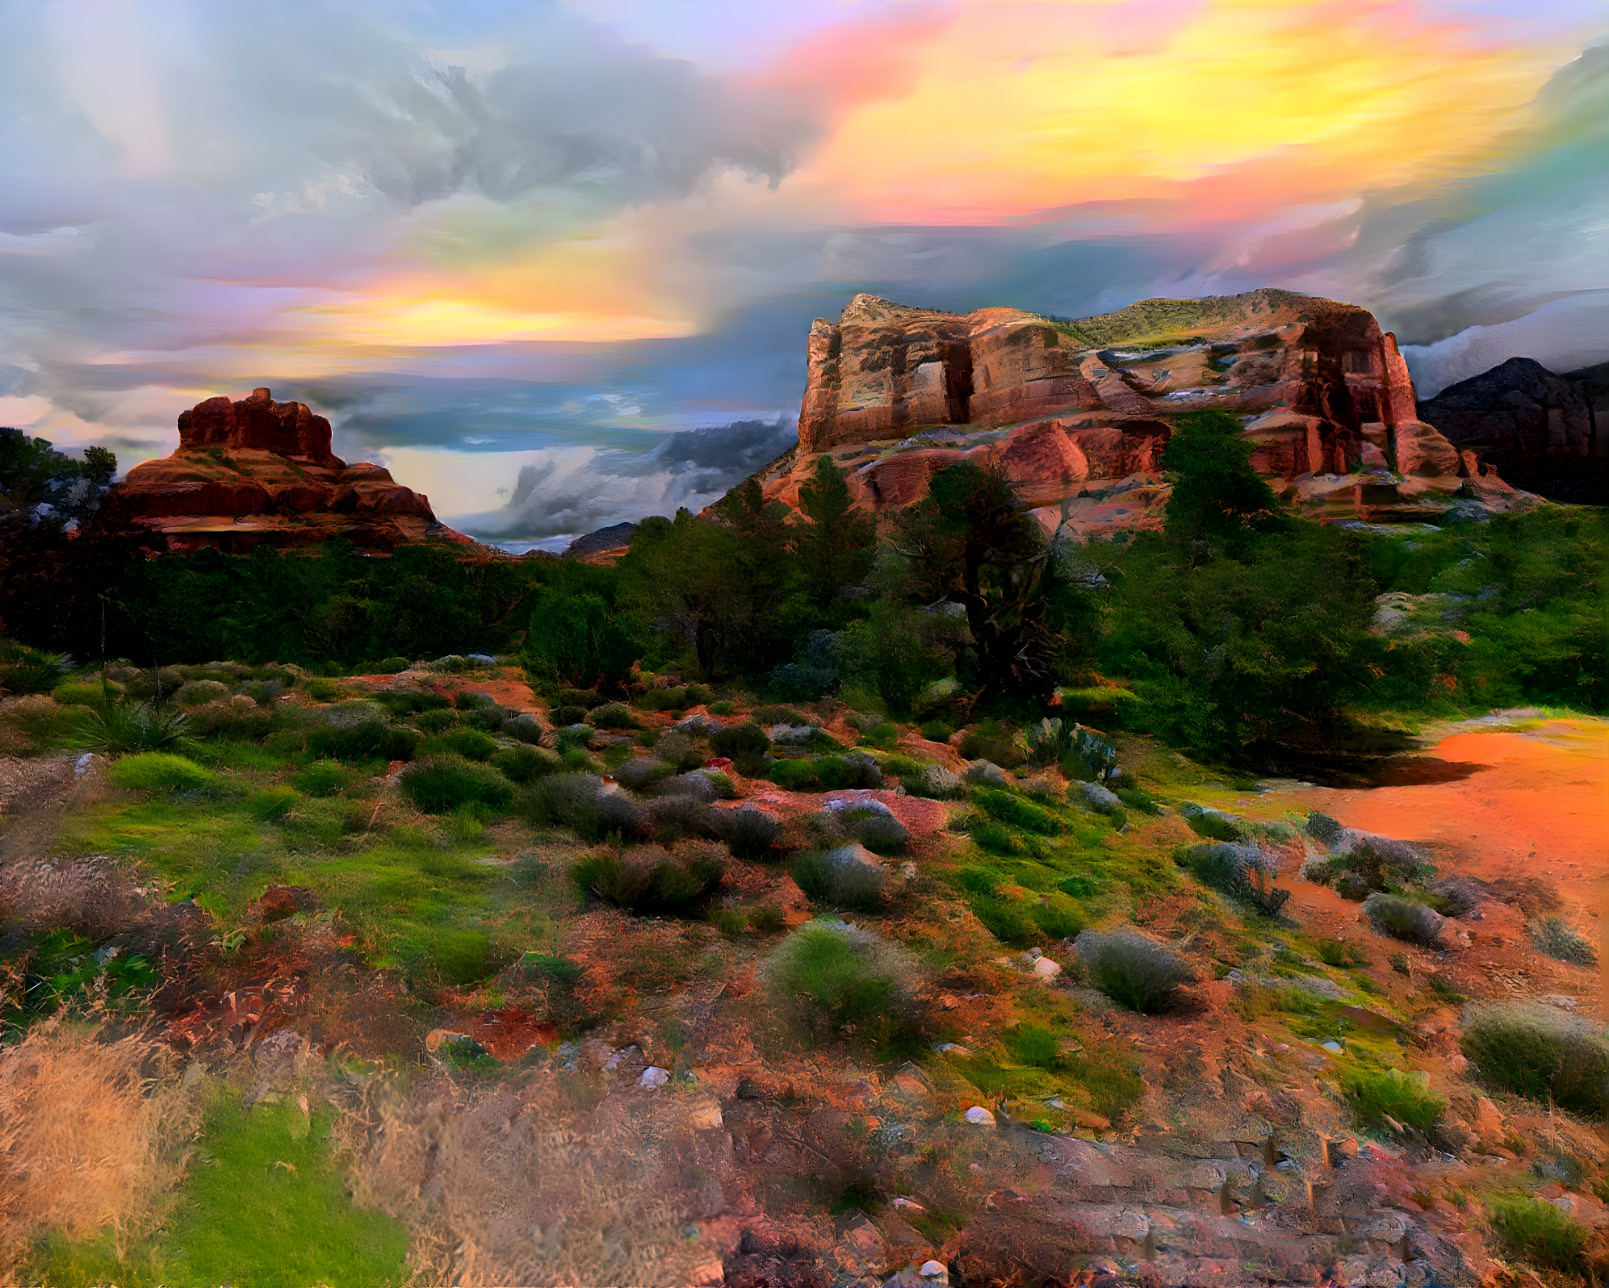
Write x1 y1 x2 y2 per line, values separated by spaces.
1 0 1606 548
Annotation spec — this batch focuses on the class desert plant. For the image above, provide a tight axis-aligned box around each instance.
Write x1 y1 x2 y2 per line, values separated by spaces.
645 793 714 842
307 720 419 764
0 644 72 696
590 702 637 729
715 805 781 859
570 844 725 914
107 753 213 794
70 702 193 755
1075 927 1193 1013
653 729 705 772
1339 1066 1446 1134
1460 1002 1609 1117
490 745 563 784
290 760 349 797
420 728 498 762
1182 842 1290 918
766 920 911 1039
974 789 1059 836
398 756 513 814
1528 917 1598 966
791 847 889 911
1363 893 1444 947
711 722 770 762
1487 1194 1590 1274
245 786 299 821
1005 1021 1061 1069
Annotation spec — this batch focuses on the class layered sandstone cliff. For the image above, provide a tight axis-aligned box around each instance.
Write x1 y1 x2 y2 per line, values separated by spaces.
102 388 475 552
763 289 1527 533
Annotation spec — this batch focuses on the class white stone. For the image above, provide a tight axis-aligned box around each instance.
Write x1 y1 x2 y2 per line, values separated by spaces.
1032 956 1064 979
964 1105 996 1126
638 1066 670 1089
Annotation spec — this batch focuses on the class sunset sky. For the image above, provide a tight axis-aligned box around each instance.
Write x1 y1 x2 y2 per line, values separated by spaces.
2 0 1605 547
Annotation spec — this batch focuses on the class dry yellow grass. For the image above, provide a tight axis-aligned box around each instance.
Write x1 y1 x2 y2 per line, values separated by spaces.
0 1016 196 1276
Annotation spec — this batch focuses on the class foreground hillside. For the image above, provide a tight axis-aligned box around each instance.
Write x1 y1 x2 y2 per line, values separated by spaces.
1 658 1605 1286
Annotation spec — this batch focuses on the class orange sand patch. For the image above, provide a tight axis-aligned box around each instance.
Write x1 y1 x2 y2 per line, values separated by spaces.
346 665 540 712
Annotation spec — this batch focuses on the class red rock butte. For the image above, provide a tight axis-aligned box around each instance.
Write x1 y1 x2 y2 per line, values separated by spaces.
757 288 1533 534
102 388 476 552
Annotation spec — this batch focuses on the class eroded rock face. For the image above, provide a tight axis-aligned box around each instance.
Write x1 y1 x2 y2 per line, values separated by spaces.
767 289 1529 533
1419 357 1607 503
102 389 476 552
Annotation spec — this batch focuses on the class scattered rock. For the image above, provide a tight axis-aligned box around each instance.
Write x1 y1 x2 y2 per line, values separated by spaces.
1071 780 1121 813
964 1105 996 1126
964 760 1008 787
638 1066 671 1089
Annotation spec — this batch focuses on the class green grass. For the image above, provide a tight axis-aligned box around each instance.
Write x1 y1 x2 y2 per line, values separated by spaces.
108 752 214 793
1487 1194 1590 1274
28 1096 409 1288
1339 1065 1446 1134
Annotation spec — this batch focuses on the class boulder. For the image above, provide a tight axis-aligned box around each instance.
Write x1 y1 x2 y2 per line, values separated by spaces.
1072 780 1121 813
964 760 1008 787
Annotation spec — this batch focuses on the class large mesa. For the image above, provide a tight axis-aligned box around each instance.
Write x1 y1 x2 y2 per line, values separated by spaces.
761 288 1530 532
99 388 476 552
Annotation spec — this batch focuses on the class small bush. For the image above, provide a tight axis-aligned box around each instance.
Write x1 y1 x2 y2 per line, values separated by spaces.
1113 787 1159 815
653 729 706 772
571 843 725 914
615 756 674 791
173 679 230 708
711 722 770 761
919 720 954 743
553 726 595 754
501 713 546 744
1178 802 1242 842
975 789 1059 836
0 645 72 695
377 655 411 673
553 704 589 726
1340 1066 1445 1134
766 920 911 1039
291 760 349 797
1487 1195 1590 1274
398 756 514 814
108 753 213 793
646 793 714 842
590 702 637 729
420 728 498 762
1005 1022 1060 1070
635 687 690 712
956 865 1001 896
1075 927 1193 1013
556 688 606 710
414 708 458 734
520 773 603 832
462 706 508 732
245 786 300 821
709 701 734 716
1031 894 1086 940
1183 842 1289 918
791 847 889 911
520 952 581 986
959 721 1021 769
1460 1002 1609 1117
1529 916 1598 966
769 755 875 793
715 805 780 859
1316 939 1367 968
490 744 563 784
71 702 192 755
1363 893 1444 947
49 681 108 709
308 721 420 764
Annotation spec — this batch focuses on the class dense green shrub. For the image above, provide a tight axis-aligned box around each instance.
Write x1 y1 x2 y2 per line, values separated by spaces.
490 744 563 784
553 704 589 726
1487 1195 1590 1274
50 681 108 708
1363 893 1444 947
959 721 1021 768
791 847 889 911
71 702 193 755
711 722 770 761
291 760 350 797
1005 1021 1061 1069
108 752 213 793
420 728 498 762
245 786 300 821
1460 1003 1609 1117
398 755 513 813
1075 927 1192 1013
766 920 911 1039
1339 1066 1445 1134
307 720 420 764
571 844 725 914
974 789 1059 835
1178 802 1243 842
1113 786 1159 815
715 805 780 858
769 755 877 793
520 952 582 986
590 702 637 729
0 644 72 695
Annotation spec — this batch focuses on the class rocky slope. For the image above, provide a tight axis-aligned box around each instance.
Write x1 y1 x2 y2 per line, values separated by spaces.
759 289 1530 534
98 388 476 552
1418 357 1608 504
